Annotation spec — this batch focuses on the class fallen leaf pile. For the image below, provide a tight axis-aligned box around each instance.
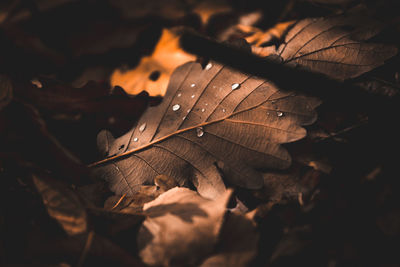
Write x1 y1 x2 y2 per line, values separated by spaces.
1 1 400 266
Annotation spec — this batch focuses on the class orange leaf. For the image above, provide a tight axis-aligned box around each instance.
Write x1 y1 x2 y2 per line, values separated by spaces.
110 28 196 96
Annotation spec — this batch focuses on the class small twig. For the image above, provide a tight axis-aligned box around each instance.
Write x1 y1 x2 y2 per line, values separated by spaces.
180 31 399 106
111 194 127 210
317 118 369 143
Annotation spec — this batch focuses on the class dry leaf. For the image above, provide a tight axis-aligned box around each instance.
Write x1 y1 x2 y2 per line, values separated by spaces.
104 185 161 214
137 187 233 266
110 28 196 96
33 175 87 236
277 14 398 80
95 59 320 199
200 212 259 267
238 21 295 57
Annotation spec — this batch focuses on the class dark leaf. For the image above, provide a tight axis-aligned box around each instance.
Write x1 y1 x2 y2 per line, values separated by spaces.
13 78 150 119
93 60 319 199
33 175 87 236
200 211 259 267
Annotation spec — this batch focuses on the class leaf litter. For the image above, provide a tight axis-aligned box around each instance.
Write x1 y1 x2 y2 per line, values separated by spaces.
1 1 400 266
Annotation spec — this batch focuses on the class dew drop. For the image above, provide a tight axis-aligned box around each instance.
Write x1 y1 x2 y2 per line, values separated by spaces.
231 83 240 90
139 123 147 132
191 94 195 98
177 93 182 97
205 63 213 70
190 83 196 87
133 137 138 142
201 108 205 112
205 103 208 106
277 111 284 117
222 108 226 113
196 127 204 137
172 104 180 111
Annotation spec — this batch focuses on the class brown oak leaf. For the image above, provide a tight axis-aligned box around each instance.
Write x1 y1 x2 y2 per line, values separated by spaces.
93 59 319 199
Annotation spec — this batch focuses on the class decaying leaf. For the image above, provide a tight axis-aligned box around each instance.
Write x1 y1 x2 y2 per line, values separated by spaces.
33 175 87 236
277 13 398 80
200 212 259 267
93 58 319 198
94 58 320 199
110 28 196 96
137 187 232 266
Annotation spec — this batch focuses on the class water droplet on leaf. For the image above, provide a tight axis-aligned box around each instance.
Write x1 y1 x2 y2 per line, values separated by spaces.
172 104 180 111
190 83 196 87
231 83 240 90
133 137 138 142
277 111 284 117
139 123 147 132
205 63 213 70
196 127 204 137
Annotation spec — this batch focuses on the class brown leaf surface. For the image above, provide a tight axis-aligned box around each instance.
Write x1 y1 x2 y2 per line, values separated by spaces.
110 28 196 96
33 175 87 236
277 13 398 80
95 59 320 199
200 212 259 267
137 187 233 266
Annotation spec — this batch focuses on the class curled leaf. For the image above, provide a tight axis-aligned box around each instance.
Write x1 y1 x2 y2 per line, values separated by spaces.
137 187 233 266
